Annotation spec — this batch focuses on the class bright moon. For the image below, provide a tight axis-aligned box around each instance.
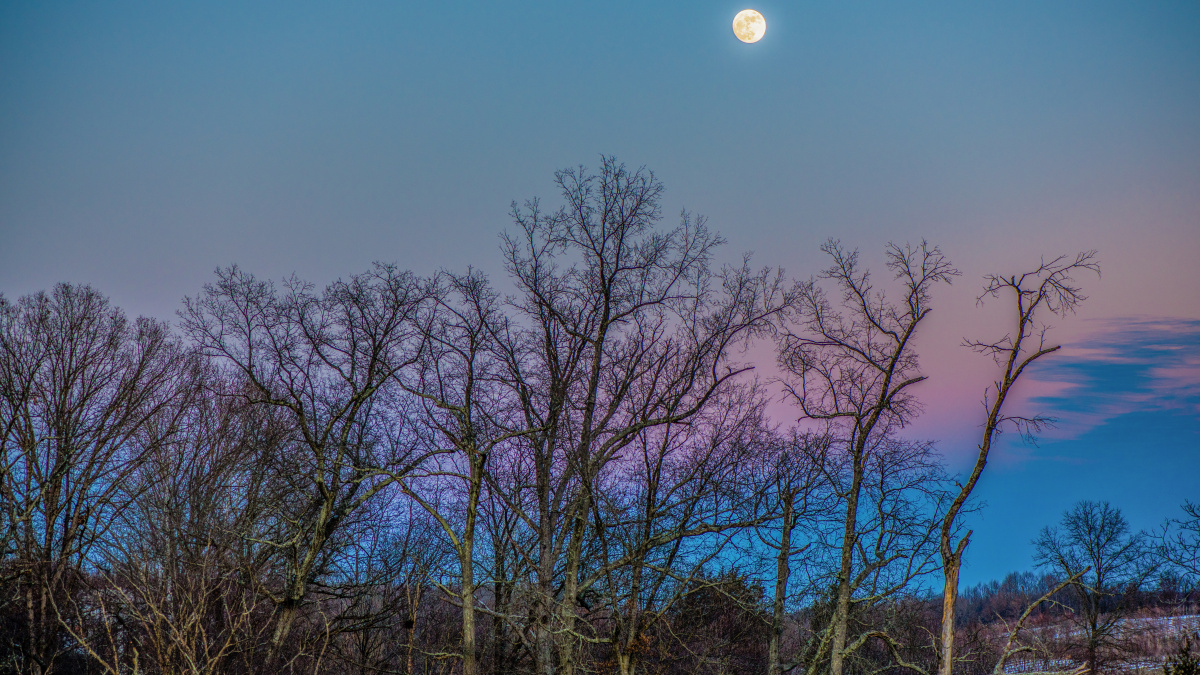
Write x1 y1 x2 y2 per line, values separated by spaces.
732 9 766 44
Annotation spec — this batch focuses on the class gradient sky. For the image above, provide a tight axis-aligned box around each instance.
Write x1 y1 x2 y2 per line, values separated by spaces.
2 1 1198 586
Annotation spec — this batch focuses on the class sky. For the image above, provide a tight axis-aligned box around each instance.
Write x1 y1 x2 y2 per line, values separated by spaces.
2 1 1198 586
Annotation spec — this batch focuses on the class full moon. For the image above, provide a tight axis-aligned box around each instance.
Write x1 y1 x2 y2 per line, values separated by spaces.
732 9 766 44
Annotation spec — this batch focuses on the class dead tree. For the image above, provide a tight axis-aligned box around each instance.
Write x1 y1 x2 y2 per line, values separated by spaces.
937 252 1099 675
776 239 957 675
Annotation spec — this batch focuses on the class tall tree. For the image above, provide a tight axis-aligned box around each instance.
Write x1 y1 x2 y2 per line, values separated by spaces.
399 269 522 675
937 252 1099 675
776 240 956 675
497 156 794 675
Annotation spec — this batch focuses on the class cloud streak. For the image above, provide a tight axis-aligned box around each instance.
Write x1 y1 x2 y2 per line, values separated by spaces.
1024 317 1200 440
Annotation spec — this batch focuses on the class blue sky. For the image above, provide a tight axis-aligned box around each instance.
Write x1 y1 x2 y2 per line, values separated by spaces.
959 318 1200 583
2 1 1198 585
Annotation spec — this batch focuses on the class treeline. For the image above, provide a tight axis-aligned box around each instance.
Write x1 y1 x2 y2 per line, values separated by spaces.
958 569 1199 630
1 158 1197 675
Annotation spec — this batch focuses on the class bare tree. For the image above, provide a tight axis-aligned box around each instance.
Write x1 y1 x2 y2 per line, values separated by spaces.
592 383 771 675
55 423 276 675
937 252 1099 675
990 569 1089 675
179 264 435 655
478 438 537 675
806 437 946 675
1162 502 1200 592
0 284 193 675
496 156 795 675
323 499 450 675
776 239 957 675
1035 500 1157 673
755 431 831 675
399 269 524 675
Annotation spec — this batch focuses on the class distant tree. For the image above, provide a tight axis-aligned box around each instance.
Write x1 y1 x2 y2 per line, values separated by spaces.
1034 500 1157 674
957 571 1063 626
663 572 770 675
937 252 1099 675
1162 502 1200 592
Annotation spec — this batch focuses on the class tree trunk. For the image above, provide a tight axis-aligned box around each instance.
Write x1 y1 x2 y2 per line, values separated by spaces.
1086 615 1099 675
938 554 961 675
460 453 482 675
830 458 864 675
769 492 795 675
406 582 423 675
535 444 557 675
493 576 511 675
614 551 646 675
557 496 588 675
537 620 555 675
535 515 557 675
461 547 476 675
270 599 299 654
27 581 49 675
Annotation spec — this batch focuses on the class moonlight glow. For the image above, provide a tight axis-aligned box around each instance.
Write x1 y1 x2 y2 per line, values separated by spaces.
732 9 766 44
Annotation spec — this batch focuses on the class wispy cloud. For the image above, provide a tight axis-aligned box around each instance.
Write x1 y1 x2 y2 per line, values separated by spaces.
1024 317 1200 439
